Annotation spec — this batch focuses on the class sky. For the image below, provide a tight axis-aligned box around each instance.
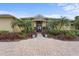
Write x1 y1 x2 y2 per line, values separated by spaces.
0 3 79 20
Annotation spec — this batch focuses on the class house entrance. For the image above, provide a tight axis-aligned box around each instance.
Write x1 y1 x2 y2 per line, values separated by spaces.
36 21 42 32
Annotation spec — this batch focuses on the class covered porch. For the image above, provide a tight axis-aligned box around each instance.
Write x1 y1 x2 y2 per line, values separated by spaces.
32 20 47 32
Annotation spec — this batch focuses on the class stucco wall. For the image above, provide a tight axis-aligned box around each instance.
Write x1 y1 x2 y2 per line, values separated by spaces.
33 21 36 27
42 21 46 27
0 17 14 32
33 21 46 27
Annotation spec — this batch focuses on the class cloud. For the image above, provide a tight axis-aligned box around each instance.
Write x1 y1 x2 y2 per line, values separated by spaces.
0 11 31 18
44 14 74 20
58 3 79 13
0 10 74 20
44 14 61 18
0 11 14 15
0 10 18 17
57 3 69 7
17 14 35 18
57 3 79 20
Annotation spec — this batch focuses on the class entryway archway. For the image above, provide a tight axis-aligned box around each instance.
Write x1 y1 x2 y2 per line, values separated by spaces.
36 21 42 32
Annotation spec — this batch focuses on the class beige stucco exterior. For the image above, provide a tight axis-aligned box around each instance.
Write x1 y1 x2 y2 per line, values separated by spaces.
42 21 46 27
33 21 36 27
0 14 72 32
33 21 46 27
0 14 47 32
0 15 16 32
32 15 47 28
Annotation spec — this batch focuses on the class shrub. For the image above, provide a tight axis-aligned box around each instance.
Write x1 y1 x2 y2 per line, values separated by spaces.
75 30 79 36
48 29 77 40
0 30 9 34
48 29 61 35
64 30 76 39
0 32 26 41
18 32 26 38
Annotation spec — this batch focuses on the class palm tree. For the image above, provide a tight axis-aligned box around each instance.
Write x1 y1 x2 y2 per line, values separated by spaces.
47 19 59 31
19 19 34 33
74 16 79 30
12 19 34 33
58 16 70 30
47 17 70 31
11 19 22 32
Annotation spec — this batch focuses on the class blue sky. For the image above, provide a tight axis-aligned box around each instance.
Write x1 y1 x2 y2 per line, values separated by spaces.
0 3 79 19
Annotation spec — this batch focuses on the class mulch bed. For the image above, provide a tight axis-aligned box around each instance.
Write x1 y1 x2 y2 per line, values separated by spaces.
48 34 79 41
0 33 23 42
0 32 37 42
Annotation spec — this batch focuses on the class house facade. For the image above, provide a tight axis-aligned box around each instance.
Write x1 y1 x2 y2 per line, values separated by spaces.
32 15 47 32
0 14 74 32
0 14 17 32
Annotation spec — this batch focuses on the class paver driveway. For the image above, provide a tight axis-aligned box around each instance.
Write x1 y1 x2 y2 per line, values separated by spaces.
0 33 79 56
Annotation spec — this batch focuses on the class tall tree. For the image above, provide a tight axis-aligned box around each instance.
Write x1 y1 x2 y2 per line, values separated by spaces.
74 16 79 29
58 16 70 30
12 19 33 33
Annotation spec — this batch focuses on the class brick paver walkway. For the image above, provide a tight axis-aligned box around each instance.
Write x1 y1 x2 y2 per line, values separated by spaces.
0 33 79 56
33 33 47 40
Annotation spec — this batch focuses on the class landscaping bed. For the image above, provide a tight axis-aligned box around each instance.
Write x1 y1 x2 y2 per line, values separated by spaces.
0 31 37 42
47 30 79 41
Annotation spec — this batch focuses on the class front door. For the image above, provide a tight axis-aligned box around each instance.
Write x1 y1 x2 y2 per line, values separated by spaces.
36 21 42 32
